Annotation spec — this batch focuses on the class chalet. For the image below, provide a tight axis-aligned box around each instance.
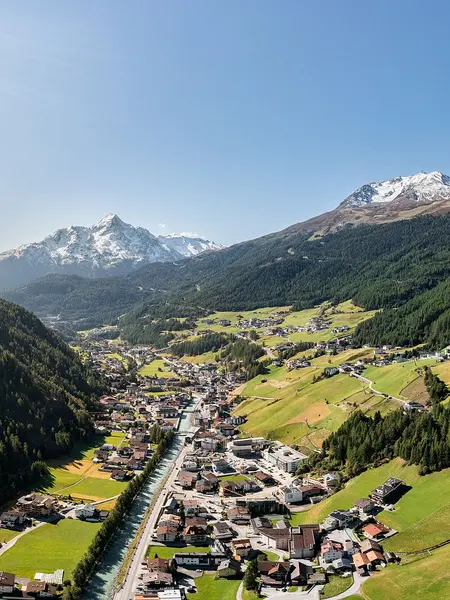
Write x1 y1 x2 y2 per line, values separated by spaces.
321 539 344 563
254 472 277 487
355 498 376 515
231 538 252 558
177 471 198 489
324 367 339 377
212 521 233 540
158 515 181 529
360 539 382 553
16 494 58 518
323 510 357 531
370 478 404 504
111 469 128 481
257 561 290 586
0 511 27 530
216 558 241 579
147 558 171 572
156 525 178 543
363 522 390 540
141 572 173 588
0 572 15 594
183 519 208 545
227 506 251 524
251 517 273 532
24 581 58 597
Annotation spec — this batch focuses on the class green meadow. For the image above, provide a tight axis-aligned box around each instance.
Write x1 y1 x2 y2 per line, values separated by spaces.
0 520 101 579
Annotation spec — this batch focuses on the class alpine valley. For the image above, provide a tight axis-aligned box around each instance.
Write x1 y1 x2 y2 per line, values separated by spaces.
6 170 450 348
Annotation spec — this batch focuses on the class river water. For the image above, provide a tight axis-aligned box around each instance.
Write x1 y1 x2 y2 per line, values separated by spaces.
85 408 193 600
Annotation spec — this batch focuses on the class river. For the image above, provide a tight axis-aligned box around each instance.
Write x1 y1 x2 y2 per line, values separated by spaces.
85 407 194 600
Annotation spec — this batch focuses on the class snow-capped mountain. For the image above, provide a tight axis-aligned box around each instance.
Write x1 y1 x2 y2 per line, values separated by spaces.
0 214 223 290
340 171 450 208
284 171 450 237
158 233 225 257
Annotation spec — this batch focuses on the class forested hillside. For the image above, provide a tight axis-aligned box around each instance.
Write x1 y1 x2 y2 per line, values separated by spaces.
0 299 104 505
7 215 450 347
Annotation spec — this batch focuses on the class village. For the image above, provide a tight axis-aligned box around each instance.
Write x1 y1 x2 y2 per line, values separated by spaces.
0 312 444 600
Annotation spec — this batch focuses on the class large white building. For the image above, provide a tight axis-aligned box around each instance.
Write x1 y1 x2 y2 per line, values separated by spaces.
263 443 308 473
277 484 304 504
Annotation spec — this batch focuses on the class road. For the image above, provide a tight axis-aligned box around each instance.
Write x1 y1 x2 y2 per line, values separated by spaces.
351 373 407 406
114 397 201 600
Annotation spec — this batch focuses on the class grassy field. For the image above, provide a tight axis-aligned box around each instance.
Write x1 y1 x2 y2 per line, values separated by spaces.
196 302 375 345
291 458 450 552
321 575 353 599
186 574 241 600
180 350 218 364
139 359 178 378
146 545 210 559
39 431 128 501
232 348 394 447
0 520 101 579
0 530 20 543
219 474 249 482
362 544 450 600
363 360 438 399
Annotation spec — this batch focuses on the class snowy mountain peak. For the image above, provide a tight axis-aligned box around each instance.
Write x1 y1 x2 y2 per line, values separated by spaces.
341 171 450 208
93 213 124 229
0 216 223 290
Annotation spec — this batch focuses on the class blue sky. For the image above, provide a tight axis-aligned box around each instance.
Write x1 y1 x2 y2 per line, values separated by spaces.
1 0 450 249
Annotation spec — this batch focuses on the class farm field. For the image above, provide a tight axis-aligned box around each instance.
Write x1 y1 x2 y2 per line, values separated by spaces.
139 359 178 378
146 545 210 559
232 349 395 448
362 544 450 600
0 520 101 579
186 574 241 600
39 430 128 501
291 459 450 551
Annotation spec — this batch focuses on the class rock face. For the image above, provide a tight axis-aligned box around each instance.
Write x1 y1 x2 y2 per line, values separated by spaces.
0 214 223 290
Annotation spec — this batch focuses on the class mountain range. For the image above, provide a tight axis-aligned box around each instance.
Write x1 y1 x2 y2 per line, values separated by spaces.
0 213 223 290
5 170 450 348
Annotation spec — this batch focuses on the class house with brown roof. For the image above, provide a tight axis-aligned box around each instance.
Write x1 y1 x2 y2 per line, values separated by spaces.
177 471 198 489
231 538 252 558
147 558 171 572
24 580 58 597
363 522 390 540
257 561 290 586
156 525 178 543
227 506 251 524
0 572 15 594
183 523 208 545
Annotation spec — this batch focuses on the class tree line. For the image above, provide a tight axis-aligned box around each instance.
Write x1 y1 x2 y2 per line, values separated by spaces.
63 427 175 599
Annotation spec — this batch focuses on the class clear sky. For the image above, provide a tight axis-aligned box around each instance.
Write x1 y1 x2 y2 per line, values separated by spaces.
1 0 450 250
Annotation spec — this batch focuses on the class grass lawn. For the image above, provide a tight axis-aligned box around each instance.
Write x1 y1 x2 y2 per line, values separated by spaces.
146 545 210 559
180 351 218 364
291 459 450 552
363 360 437 399
257 550 279 562
186 574 241 600
321 575 353 599
0 520 101 579
242 589 260 600
139 359 178 378
219 474 249 482
362 544 450 600
288 586 298 593
0 530 20 543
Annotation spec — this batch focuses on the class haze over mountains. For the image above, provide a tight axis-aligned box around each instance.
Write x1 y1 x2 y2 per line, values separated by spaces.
0 213 223 290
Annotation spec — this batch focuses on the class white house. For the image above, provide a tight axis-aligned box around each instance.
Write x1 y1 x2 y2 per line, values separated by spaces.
278 484 303 504
74 504 96 519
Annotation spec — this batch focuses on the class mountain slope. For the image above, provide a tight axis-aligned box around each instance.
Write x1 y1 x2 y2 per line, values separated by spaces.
283 171 450 237
0 298 104 504
0 214 222 290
